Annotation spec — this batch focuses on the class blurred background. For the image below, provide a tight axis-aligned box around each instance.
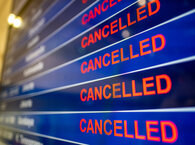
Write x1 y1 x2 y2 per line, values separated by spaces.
0 0 12 82
0 0 27 83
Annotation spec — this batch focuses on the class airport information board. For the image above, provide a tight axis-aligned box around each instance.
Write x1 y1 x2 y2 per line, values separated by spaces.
0 0 195 144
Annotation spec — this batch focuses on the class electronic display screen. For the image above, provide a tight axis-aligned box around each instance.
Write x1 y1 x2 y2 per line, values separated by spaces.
0 0 195 144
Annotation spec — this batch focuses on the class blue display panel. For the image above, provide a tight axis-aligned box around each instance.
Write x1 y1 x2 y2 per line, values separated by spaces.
4 0 98 74
1 11 195 99
3 0 195 83
4 0 136 79
0 0 195 145
0 109 194 145
1 61 194 111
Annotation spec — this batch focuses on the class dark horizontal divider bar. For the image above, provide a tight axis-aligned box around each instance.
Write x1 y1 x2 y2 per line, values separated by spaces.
1 61 195 111
0 111 194 145
1 11 194 99
4 0 195 85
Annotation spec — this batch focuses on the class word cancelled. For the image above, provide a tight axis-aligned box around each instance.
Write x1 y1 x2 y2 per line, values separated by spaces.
80 119 178 143
80 74 172 102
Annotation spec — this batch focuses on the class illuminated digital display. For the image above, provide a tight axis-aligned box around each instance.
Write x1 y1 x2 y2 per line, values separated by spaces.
0 0 195 145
